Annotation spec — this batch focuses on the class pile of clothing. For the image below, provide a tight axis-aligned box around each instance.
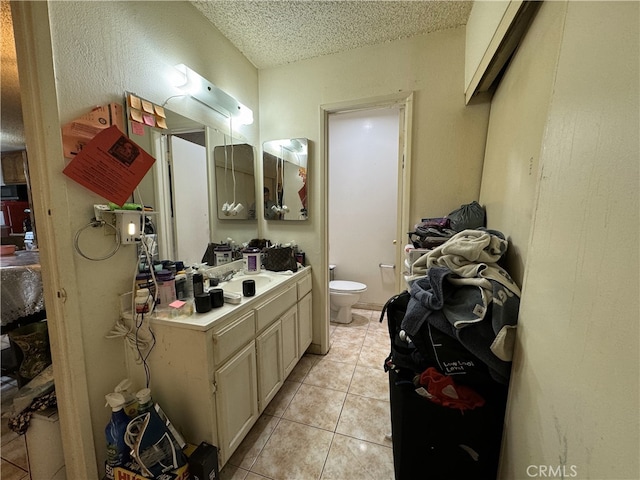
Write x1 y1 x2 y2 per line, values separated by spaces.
384 225 519 478
403 228 521 386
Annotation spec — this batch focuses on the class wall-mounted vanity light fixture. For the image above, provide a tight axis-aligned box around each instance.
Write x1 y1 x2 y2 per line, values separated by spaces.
173 64 253 125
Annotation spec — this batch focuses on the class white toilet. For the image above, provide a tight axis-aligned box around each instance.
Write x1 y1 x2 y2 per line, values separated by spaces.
329 265 367 324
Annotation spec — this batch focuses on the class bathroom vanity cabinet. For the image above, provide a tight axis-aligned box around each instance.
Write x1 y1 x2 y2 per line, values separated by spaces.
128 267 312 467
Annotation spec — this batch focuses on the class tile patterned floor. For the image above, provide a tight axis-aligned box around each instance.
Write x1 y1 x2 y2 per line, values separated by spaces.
220 308 394 480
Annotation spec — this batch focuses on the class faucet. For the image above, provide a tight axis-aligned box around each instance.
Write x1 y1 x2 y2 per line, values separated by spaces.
217 269 237 282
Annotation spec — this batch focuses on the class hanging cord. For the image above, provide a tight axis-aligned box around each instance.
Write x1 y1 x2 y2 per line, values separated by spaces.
230 115 237 206
106 189 157 387
280 146 285 209
73 218 120 261
223 130 229 206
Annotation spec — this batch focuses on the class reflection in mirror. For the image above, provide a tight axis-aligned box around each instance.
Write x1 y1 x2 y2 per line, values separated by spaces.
262 138 308 221
125 93 257 265
214 144 255 220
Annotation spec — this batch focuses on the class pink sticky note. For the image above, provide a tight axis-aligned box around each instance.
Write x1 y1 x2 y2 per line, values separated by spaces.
142 114 156 127
169 300 186 309
131 122 145 136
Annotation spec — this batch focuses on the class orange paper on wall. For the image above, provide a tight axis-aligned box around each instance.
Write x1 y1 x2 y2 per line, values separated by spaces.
62 125 155 206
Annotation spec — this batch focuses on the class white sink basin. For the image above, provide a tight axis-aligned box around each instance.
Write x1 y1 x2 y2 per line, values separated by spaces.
219 274 273 294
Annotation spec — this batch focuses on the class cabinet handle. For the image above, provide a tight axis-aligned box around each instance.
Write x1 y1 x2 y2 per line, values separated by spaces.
379 263 395 269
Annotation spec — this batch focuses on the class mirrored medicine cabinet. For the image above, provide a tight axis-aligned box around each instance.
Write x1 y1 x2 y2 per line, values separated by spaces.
262 138 309 221
125 92 257 266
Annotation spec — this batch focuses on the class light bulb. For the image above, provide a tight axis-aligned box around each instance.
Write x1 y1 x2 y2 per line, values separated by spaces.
128 221 137 236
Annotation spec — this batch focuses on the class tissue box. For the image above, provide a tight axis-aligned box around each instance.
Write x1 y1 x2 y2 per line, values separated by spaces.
187 442 218 480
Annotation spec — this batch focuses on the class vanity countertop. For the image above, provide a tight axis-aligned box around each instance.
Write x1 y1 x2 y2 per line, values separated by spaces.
146 266 311 332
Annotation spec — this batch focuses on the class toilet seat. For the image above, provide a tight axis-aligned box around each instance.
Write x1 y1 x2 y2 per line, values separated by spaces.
329 280 367 293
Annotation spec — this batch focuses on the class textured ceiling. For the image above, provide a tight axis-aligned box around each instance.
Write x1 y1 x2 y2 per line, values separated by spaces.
191 0 473 69
1 1 472 152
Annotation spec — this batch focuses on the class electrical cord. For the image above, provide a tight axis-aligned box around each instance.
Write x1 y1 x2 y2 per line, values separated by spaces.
73 219 120 261
106 189 158 387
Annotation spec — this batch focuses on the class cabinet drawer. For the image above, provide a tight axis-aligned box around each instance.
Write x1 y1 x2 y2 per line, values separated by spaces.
297 273 312 299
256 284 297 332
212 311 256 366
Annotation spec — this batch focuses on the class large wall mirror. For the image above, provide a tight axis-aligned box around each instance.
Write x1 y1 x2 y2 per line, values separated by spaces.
262 138 309 221
125 93 257 266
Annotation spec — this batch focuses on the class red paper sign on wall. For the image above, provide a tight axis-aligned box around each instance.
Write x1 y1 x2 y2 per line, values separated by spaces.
62 125 155 206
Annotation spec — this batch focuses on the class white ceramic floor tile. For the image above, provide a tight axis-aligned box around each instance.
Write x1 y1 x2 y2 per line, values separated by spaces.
282 383 346 431
250 419 334 480
320 433 394 480
263 380 301 417
228 414 280 470
336 394 392 447
220 463 250 480
287 354 320 383
323 342 361 365
348 365 390 402
303 358 355 392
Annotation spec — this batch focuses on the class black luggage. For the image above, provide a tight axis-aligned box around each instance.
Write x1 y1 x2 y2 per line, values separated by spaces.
381 292 508 480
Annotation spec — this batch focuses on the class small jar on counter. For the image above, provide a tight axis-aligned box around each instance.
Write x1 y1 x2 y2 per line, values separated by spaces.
135 288 153 314
242 247 261 274
156 269 176 307
214 245 232 266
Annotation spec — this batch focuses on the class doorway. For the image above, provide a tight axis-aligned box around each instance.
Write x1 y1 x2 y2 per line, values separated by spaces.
325 93 412 309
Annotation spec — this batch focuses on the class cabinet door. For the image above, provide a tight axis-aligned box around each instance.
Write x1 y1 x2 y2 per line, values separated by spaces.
256 320 283 411
281 306 298 378
1 151 27 184
297 292 313 355
215 341 258 464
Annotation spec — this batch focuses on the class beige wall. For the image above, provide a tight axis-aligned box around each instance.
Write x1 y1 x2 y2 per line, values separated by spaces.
259 27 491 351
479 1 566 286
481 2 639 478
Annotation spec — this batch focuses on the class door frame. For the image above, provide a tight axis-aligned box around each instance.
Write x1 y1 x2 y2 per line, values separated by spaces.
320 92 413 314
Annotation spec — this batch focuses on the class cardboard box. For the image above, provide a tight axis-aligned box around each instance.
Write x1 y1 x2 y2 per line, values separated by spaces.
187 442 218 480
112 462 189 480
25 407 66 480
62 102 124 159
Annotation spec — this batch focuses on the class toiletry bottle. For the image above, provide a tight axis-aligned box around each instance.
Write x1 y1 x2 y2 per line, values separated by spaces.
135 288 152 314
175 272 187 300
136 387 154 415
192 272 204 296
156 269 176 306
184 266 194 299
113 379 138 418
104 393 131 480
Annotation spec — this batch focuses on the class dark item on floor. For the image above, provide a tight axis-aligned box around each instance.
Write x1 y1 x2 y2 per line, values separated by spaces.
188 441 219 480
381 291 507 479
388 368 505 480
